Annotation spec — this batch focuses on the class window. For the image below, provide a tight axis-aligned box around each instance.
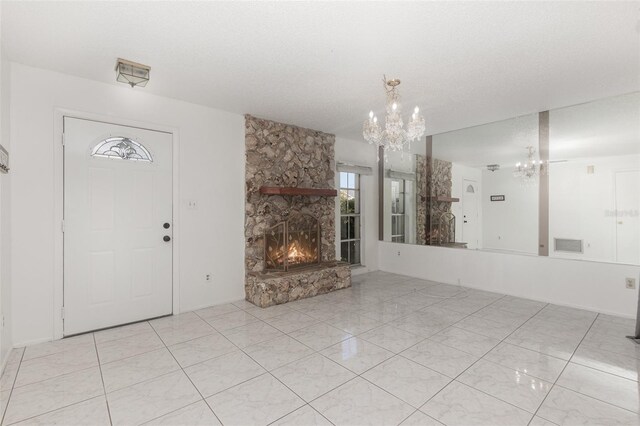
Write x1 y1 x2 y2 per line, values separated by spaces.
91 137 153 162
339 172 361 265
390 179 406 243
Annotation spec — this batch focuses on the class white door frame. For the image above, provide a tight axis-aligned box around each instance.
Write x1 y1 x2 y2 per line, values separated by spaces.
53 108 181 340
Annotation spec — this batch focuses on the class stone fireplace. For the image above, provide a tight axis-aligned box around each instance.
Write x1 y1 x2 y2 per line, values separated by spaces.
244 115 351 308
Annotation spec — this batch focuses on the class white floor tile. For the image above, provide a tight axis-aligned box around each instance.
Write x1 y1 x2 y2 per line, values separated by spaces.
12 396 110 426
271 404 332 425
429 327 501 357
483 342 567 382
311 377 415 426
22 334 94 362
324 312 384 335
96 331 164 364
321 337 394 374
168 332 237 367
7 272 638 426
288 323 352 351
221 321 284 348
263 311 320 334
271 353 356 402
184 350 265 397
153 318 216 346
572 345 640 381
93 321 153 344
244 335 314 371
143 400 222 426
401 340 479 378
458 359 552 413
557 363 640 413
359 325 425 353
15 344 98 388
107 370 201 426
206 373 304 426
537 385 640 425
194 303 241 321
399 410 443 425
3 367 104 424
363 356 451 408
0 362 20 391
101 347 180 393
203 310 260 331
421 381 532 426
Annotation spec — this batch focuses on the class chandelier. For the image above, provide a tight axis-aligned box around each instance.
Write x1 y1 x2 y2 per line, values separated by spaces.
514 146 546 183
363 76 426 157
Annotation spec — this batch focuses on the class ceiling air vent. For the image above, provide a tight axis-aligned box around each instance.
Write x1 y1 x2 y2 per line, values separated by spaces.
554 238 583 253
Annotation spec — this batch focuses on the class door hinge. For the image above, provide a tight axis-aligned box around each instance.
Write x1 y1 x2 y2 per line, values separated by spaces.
61 133 65 146
61 307 65 319
61 219 65 233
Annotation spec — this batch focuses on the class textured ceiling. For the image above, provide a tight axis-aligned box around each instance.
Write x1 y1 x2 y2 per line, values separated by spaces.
2 1 639 141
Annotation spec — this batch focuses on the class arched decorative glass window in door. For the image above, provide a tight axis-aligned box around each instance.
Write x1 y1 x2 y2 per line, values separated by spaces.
466 184 475 193
91 137 153 162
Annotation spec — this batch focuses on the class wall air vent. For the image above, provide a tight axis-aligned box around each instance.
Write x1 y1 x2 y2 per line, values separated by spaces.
554 238 583 253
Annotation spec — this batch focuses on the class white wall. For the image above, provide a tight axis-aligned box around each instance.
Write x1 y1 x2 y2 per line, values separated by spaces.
379 241 640 318
9 63 245 346
0 3 13 364
451 163 482 247
481 168 539 254
550 154 640 263
335 137 379 274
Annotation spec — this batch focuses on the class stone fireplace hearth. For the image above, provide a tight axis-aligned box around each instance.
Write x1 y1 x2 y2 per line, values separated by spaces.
244 115 351 308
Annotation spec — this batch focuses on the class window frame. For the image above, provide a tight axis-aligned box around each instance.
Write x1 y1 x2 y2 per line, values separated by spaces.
339 171 362 266
390 178 406 243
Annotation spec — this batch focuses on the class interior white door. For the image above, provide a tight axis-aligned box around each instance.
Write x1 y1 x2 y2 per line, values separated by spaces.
64 117 173 335
615 170 640 264
462 179 479 249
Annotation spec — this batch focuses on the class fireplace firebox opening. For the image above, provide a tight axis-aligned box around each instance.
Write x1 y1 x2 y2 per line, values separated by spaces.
264 214 320 272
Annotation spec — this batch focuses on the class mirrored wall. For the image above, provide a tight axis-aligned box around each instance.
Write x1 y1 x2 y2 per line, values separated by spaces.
381 92 640 266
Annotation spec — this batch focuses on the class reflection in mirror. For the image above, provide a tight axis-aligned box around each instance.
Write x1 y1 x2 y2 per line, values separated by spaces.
549 92 640 265
430 113 540 254
381 143 425 244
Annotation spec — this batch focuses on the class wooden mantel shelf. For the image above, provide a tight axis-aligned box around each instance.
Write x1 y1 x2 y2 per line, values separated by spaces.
259 186 338 197
428 196 460 203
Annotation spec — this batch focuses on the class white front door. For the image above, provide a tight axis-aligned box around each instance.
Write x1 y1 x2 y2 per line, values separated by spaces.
64 117 173 336
462 179 479 249
615 170 640 264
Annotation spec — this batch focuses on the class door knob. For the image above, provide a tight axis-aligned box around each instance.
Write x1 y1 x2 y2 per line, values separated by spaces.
163 222 171 229
163 235 171 242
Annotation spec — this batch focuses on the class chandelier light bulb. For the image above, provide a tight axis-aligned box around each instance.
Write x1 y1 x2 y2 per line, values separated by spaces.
362 75 426 159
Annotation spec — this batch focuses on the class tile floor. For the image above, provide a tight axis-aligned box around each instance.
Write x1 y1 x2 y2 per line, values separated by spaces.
1 271 639 425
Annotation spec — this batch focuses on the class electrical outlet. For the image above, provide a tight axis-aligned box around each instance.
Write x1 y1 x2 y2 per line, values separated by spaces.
205 273 212 282
625 277 636 289
186 200 198 210
397 251 401 256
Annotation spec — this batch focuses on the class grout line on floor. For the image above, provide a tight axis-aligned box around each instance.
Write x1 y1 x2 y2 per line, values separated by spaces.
92 333 114 426
146 320 225 426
